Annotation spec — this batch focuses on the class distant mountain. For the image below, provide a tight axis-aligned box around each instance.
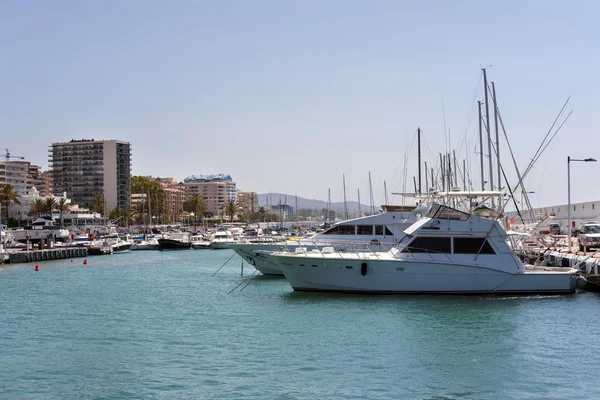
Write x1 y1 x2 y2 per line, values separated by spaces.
258 193 372 211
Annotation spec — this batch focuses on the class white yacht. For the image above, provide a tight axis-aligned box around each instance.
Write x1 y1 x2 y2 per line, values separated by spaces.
210 230 235 249
270 204 577 294
230 206 418 275
10 216 71 244
131 237 160 250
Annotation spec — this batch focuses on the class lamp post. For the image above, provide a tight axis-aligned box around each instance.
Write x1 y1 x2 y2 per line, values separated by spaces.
567 156 597 253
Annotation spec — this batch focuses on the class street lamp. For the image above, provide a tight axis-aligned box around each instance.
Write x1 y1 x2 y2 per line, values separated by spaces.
568 156 597 253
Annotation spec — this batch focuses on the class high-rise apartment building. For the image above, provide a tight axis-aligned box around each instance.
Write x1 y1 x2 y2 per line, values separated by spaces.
184 174 237 217
49 139 132 211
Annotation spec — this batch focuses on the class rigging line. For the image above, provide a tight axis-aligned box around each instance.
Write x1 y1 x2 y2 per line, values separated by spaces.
228 270 258 294
388 128 412 201
211 251 238 277
392 129 418 197
529 110 574 168
459 73 483 138
514 108 574 195
520 96 571 178
239 270 261 292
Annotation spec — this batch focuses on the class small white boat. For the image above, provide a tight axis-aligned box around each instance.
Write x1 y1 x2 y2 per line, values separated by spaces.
131 238 160 250
210 230 234 249
190 234 211 249
271 204 577 294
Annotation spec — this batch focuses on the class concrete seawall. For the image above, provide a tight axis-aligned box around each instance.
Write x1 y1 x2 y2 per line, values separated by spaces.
6 247 88 264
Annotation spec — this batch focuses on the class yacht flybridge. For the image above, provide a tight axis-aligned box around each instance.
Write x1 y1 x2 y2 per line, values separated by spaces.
270 204 577 294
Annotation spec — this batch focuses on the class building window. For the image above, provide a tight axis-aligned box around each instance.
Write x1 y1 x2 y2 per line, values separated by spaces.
593 204 596 210
401 237 451 254
453 238 496 254
574 205 576 211
357 225 373 235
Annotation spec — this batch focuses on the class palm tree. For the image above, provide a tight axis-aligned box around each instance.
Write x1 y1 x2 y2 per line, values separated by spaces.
224 199 238 222
43 197 58 217
90 194 105 215
55 198 71 227
28 198 46 221
0 184 21 225
183 194 207 229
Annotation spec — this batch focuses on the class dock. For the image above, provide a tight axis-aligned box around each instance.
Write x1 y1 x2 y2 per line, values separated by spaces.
5 247 88 264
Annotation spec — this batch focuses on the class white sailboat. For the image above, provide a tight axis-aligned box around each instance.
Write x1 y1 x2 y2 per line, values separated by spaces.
270 204 577 294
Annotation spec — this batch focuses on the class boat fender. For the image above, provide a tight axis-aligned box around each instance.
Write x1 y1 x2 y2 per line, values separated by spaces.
361 262 367 276
576 276 587 289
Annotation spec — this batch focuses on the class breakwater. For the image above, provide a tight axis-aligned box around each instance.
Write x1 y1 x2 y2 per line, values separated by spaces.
6 247 88 264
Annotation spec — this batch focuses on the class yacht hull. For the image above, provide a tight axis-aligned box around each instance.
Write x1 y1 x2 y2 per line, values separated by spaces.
210 241 232 250
158 239 192 250
230 241 394 276
272 257 577 294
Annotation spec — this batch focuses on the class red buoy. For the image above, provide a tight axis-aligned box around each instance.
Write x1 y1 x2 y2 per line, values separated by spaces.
83 259 88 265
35 265 39 271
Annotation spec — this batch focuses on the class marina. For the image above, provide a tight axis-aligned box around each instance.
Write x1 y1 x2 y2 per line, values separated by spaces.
1 1 599 397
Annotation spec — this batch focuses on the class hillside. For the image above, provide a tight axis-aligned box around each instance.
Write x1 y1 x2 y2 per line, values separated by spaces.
258 193 372 211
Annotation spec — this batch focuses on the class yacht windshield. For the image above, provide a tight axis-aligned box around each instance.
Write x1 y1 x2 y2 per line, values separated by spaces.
426 204 470 221
583 225 600 234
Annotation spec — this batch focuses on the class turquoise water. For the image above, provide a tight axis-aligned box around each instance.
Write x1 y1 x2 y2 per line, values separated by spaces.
1 250 599 400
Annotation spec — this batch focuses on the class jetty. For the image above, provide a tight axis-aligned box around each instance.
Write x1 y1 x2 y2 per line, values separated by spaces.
4 247 88 264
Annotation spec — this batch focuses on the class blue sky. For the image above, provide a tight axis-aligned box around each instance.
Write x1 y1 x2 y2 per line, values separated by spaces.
1 1 599 208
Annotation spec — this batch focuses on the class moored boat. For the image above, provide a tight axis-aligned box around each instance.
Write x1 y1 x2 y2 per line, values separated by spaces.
158 233 192 250
271 204 577 294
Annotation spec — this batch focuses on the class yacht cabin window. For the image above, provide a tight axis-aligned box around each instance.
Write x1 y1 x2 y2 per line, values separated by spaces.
401 237 451 253
357 225 373 235
322 225 356 235
375 225 394 236
426 204 470 221
453 238 495 254
401 236 496 255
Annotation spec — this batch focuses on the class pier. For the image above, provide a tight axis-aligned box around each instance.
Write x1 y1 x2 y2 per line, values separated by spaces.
5 247 88 264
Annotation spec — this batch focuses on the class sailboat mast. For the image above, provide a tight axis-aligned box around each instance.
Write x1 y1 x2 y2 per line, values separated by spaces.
453 150 458 188
368 172 374 214
326 188 331 225
384 181 388 205
492 81 502 208
440 154 445 192
357 189 361 217
483 68 495 207
478 100 485 191
463 159 467 190
424 161 429 194
343 174 348 220
417 127 422 194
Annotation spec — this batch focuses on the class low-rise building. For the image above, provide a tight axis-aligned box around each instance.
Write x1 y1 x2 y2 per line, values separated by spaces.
0 161 45 197
238 191 259 216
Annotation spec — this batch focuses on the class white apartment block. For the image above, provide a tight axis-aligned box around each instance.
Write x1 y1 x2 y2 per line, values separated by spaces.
0 161 44 197
49 139 132 211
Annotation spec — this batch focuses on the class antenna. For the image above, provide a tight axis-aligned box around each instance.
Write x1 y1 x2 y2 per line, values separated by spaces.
4 149 25 162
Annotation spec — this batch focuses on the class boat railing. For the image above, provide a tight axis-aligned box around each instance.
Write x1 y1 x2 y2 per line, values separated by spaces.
399 245 455 264
280 238 395 260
